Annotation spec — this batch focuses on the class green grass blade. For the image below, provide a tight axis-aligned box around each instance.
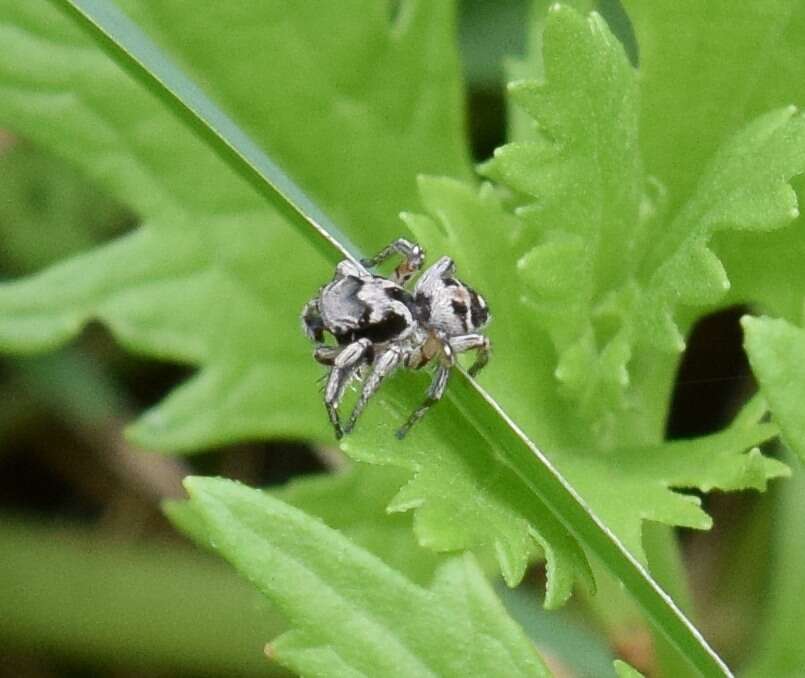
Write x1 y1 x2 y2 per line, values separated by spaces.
54 0 361 266
51 1 730 675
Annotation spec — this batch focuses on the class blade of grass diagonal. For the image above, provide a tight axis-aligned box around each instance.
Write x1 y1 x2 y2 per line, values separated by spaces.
51 0 730 675
53 0 362 267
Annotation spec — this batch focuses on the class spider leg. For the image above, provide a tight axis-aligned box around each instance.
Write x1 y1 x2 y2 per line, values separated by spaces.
324 338 372 439
416 255 455 289
450 333 491 377
343 344 403 435
396 360 451 439
314 344 342 366
334 259 370 280
361 238 425 285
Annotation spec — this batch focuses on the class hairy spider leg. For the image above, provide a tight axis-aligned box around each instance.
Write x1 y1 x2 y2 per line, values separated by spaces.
333 259 370 280
342 344 404 434
361 238 425 286
396 359 451 440
415 255 455 290
324 338 373 439
313 344 342 366
450 333 491 377
396 331 491 438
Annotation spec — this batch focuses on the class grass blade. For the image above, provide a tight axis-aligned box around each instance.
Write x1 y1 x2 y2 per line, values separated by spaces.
55 0 361 266
51 1 730 675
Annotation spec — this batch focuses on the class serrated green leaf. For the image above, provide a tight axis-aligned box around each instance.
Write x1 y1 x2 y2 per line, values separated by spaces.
182 476 550 678
272 463 445 585
553 406 788 560
489 5 642 355
0 0 595 610
622 0 805 215
623 0 805 322
637 107 805 351
0 2 768 673
743 315 805 461
341 378 592 607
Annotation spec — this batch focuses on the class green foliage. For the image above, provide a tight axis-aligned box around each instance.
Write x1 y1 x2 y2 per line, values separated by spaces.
614 659 646 678
742 451 805 677
179 476 549 677
744 317 805 461
0 0 597 610
0 0 468 446
270 463 443 584
0 144 128 275
552 397 788 560
3 0 805 675
0 516 285 675
622 0 805 324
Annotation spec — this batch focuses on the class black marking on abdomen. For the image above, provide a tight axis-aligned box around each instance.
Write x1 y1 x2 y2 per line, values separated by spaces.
469 289 489 328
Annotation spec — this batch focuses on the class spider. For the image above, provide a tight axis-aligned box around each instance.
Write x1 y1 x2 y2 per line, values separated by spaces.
302 238 491 439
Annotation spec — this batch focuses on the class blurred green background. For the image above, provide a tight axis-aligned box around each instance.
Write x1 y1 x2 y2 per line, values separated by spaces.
0 1 794 676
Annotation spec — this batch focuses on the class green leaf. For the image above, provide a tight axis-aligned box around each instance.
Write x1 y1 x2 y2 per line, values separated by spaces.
743 450 805 677
622 0 805 214
272 463 446 585
182 476 550 678
168 465 447 586
614 659 646 678
0 0 589 611
743 316 805 461
553 399 789 560
487 5 643 394
622 0 805 321
0 0 466 445
637 107 805 351
0 2 747 673
0 144 127 275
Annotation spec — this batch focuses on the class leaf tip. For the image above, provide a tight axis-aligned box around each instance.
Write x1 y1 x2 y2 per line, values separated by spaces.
182 474 225 499
505 79 528 95
740 314 759 333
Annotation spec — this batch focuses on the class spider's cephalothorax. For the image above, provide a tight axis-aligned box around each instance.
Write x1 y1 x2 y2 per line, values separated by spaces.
302 238 491 439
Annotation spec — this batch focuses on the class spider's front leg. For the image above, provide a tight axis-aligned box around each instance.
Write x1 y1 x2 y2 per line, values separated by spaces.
450 333 491 377
324 338 372 439
361 238 425 285
343 344 404 434
396 336 454 439
396 360 451 440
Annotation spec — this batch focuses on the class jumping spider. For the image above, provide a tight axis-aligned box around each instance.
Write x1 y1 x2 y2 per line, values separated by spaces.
302 238 491 439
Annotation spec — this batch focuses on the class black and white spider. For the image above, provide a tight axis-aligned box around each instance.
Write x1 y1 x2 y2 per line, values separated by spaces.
302 238 491 439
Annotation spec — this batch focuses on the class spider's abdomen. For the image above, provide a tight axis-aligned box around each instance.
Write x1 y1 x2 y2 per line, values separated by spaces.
320 275 416 347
